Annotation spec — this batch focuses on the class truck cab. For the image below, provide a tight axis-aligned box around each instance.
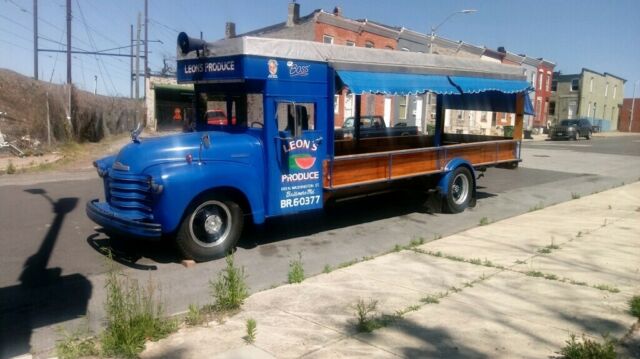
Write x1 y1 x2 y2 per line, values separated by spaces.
87 33 533 262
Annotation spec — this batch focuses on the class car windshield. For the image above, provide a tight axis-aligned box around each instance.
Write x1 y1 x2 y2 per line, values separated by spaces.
560 120 579 126
343 117 374 128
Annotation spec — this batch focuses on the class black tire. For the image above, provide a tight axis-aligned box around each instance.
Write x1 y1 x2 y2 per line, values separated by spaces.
444 166 473 214
572 132 579 141
585 131 591 140
176 195 243 262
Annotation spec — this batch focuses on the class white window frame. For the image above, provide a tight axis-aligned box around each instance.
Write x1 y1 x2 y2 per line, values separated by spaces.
323 35 334 44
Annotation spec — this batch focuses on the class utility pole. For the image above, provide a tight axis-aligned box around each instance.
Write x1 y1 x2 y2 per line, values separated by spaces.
144 0 148 99
33 0 38 80
66 0 71 84
630 80 638 132
130 24 134 98
135 12 141 99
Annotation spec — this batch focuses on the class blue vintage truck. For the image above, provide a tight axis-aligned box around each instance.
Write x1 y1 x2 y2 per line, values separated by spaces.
87 33 533 261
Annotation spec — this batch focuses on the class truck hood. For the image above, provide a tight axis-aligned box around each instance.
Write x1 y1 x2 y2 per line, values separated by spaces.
111 131 262 173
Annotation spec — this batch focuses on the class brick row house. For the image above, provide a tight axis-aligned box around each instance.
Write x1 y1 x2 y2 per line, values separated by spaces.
228 2 556 134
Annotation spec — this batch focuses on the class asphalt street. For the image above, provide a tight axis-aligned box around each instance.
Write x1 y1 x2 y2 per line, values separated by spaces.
0 134 639 358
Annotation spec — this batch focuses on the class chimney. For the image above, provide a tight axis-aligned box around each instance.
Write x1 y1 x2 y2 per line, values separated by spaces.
225 22 236 38
333 6 342 17
287 2 300 27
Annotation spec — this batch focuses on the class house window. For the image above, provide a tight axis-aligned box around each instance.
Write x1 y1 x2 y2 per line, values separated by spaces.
546 75 551 92
323 35 334 44
334 95 339 114
590 77 593 92
604 83 609 97
346 40 355 47
398 96 408 120
551 80 557 92
571 79 579 91
538 72 543 90
549 101 556 115
365 41 374 48
613 85 617 99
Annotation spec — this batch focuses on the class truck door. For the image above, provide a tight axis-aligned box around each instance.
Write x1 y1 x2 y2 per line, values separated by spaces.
266 100 325 216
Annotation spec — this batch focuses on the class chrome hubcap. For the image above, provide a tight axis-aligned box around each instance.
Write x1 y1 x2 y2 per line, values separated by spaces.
189 200 232 247
452 173 469 205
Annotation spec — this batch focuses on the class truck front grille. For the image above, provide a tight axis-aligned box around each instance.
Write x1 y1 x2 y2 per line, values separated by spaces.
107 170 153 221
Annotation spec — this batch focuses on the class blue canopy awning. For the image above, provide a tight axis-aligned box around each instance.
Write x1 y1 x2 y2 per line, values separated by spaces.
449 76 532 94
336 71 460 95
336 70 534 115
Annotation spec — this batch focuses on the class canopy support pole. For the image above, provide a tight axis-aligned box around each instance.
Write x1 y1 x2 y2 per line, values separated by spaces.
354 94 362 148
513 92 524 140
434 94 444 147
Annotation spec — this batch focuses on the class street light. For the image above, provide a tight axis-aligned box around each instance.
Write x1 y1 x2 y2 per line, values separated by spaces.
429 9 477 54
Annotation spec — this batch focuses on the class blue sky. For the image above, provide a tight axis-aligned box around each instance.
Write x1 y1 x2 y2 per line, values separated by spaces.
1 0 638 97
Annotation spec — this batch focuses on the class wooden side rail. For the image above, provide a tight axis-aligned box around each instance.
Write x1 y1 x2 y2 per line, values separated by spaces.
324 139 519 189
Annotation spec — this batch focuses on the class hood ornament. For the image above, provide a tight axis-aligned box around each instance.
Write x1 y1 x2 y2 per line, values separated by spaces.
131 122 142 143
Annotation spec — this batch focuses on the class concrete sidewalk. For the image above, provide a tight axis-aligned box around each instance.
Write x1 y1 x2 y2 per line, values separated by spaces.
141 183 640 359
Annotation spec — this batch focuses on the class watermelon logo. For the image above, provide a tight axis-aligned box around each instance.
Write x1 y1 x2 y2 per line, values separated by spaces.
289 154 316 171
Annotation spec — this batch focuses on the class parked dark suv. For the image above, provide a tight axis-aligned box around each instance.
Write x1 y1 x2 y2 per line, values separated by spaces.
549 119 592 140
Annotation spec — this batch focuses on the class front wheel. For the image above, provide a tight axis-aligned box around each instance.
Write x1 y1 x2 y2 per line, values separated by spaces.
444 167 473 213
176 195 243 262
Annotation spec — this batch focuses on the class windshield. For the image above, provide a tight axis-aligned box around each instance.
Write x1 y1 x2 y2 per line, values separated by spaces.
560 120 579 126
343 116 376 128
193 92 264 130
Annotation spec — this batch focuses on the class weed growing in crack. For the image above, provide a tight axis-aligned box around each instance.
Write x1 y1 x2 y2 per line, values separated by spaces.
288 252 305 284
210 254 249 311
353 299 397 332
479 217 489 226
571 192 581 200
592 284 620 293
185 304 205 326
629 296 640 318
245 319 257 344
55 327 99 359
323 264 332 274
558 334 616 359
421 295 441 304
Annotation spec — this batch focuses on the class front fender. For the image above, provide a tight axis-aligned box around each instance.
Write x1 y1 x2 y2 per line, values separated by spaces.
145 161 265 234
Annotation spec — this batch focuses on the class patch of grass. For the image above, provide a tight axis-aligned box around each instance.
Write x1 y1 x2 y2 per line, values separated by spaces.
592 284 620 293
210 254 249 311
288 252 305 284
538 247 552 254
338 258 359 269
101 259 177 359
322 264 333 274
529 202 545 212
482 259 497 268
571 192 581 200
629 296 640 318
569 280 588 287
245 318 257 344
396 305 421 316
393 244 402 252
6 161 16 174
558 334 616 359
514 259 527 264
55 327 99 359
479 217 489 226
544 273 558 280
421 295 440 304
469 258 482 265
185 304 205 326
408 238 425 248
526 270 545 278
445 254 465 262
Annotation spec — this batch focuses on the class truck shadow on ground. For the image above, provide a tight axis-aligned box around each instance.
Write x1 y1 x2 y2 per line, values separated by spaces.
0 189 91 359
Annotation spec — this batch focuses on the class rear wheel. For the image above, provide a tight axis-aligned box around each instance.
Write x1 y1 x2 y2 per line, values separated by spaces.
176 195 243 262
444 167 473 213
585 131 591 140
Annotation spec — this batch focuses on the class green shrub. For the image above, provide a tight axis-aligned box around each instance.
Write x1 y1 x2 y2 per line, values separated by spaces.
6 161 16 174
210 254 249 311
559 334 616 359
288 252 305 284
101 262 176 358
185 304 205 326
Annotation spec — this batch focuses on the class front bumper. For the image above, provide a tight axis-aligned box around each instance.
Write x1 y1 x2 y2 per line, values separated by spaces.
549 131 574 140
86 199 162 239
